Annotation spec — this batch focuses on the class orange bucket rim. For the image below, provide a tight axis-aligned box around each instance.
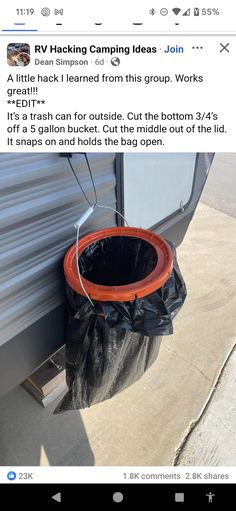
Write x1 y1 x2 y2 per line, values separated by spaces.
64 227 173 302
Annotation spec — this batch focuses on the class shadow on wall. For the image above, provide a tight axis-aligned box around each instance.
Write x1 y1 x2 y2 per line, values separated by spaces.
0 386 94 466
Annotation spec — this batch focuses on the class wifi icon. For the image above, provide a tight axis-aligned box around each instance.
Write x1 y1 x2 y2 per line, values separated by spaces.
172 7 181 15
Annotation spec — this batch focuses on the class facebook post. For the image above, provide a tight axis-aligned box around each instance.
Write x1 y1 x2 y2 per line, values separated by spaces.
1 36 235 152
0 1 235 507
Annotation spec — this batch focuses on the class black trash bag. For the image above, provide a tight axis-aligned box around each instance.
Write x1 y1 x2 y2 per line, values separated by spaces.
54 239 186 413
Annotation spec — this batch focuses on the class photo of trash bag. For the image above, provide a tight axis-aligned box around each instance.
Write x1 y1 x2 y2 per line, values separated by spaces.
55 232 186 413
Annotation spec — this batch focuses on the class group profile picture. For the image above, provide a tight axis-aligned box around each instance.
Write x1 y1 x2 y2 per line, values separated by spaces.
7 43 30 67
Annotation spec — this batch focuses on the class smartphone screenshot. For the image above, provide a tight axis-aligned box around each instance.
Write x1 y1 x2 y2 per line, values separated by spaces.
0 0 235 507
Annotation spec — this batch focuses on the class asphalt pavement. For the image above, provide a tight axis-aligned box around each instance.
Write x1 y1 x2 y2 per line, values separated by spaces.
201 153 236 218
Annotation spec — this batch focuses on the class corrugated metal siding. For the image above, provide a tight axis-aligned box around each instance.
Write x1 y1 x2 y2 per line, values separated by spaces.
0 153 117 346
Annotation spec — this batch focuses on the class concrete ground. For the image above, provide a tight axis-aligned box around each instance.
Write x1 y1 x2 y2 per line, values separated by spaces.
175 348 236 466
0 153 235 466
175 153 236 465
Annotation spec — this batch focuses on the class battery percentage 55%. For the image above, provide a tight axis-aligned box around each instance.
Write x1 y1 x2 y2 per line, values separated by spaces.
202 8 220 15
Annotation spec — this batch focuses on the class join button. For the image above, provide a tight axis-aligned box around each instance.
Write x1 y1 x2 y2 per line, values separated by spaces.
164 45 184 53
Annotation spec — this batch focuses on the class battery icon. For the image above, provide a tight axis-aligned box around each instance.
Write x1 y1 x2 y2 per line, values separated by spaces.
194 8 200 16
